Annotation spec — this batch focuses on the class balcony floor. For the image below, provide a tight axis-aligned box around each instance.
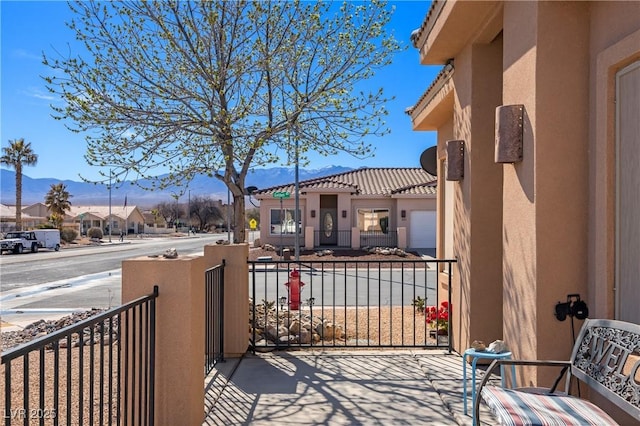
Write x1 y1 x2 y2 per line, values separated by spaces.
204 349 499 425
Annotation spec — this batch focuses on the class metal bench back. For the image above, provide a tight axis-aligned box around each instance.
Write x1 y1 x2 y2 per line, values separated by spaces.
570 318 640 420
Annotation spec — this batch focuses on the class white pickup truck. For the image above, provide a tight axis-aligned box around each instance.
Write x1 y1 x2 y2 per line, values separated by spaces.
0 229 61 254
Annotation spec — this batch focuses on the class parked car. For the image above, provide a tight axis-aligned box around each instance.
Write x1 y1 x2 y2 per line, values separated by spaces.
0 230 60 254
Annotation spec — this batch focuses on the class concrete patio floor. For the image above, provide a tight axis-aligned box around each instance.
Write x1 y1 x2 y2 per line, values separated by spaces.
204 349 500 425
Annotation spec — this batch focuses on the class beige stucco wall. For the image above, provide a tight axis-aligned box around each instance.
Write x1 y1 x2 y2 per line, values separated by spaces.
590 3 640 321
501 0 591 381
122 255 206 425
588 6 640 421
413 1 640 421
258 197 307 247
440 34 504 353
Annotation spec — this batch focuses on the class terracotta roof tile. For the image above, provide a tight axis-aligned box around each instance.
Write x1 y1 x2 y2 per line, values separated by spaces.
255 168 436 197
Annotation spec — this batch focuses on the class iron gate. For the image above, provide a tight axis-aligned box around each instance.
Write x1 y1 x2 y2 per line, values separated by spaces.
249 259 455 351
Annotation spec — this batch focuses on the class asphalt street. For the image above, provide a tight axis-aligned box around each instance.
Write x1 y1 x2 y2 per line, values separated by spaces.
0 233 233 330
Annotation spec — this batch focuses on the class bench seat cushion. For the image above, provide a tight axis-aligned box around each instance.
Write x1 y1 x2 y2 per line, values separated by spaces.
481 385 619 426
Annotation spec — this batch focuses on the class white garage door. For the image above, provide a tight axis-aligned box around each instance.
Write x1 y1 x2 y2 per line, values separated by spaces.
409 211 436 248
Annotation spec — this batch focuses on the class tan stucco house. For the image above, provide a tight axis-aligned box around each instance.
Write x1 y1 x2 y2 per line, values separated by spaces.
66 204 146 235
408 1 639 421
254 168 437 250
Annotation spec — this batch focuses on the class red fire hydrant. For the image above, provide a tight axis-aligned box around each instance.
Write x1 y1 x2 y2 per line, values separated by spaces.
285 269 305 310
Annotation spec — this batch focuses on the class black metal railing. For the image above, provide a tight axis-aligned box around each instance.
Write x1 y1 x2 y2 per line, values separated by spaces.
1 287 158 426
248 259 455 351
205 262 225 375
360 231 398 248
313 230 352 248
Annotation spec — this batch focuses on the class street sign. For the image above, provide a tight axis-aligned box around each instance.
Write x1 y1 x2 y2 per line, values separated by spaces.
249 219 257 230
273 191 291 199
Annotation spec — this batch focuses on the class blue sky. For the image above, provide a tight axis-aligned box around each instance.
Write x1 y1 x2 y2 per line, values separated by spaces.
1 1 439 181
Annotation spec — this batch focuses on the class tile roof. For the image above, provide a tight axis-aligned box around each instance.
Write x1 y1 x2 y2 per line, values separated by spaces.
66 205 140 220
254 168 437 197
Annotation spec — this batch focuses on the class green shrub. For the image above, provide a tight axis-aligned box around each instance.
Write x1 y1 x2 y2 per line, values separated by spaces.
87 227 103 239
60 228 78 243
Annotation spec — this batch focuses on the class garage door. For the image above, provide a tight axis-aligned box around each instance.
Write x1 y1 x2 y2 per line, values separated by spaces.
409 211 436 248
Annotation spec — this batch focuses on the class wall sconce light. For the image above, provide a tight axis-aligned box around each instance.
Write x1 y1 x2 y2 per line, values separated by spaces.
341 210 347 218
310 210 316 218
446 140 465 181
401 210 406 219
495 104 524 163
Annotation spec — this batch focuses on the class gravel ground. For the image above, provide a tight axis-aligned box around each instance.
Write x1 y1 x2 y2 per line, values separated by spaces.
249 247 427 268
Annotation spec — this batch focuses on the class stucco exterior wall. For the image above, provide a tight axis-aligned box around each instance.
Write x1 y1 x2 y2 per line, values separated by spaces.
258 197 307 247
411 1 640 421
589 2 640 321
501 1 591 382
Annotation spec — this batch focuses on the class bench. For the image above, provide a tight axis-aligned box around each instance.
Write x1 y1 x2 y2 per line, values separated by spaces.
474 318 640 425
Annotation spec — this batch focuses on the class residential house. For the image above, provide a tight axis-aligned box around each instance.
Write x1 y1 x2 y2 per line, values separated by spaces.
407 1 639 422
64 205 146 235
254 168 437 250
2 203 46 231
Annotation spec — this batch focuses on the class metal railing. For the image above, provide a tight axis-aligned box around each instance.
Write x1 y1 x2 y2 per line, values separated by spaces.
360 231 398 248
1 287 158 426
205 262 225 375
313 230 352 248
248 259 455 351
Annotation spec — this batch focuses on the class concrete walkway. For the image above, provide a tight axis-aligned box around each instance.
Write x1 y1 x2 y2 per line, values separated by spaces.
204 349 499 425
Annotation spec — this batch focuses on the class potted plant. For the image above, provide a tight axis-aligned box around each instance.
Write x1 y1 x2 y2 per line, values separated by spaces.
412 296 426 314
426 301 450 340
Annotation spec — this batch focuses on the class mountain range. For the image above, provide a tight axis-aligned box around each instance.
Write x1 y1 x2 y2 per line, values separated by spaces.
0 166 353 208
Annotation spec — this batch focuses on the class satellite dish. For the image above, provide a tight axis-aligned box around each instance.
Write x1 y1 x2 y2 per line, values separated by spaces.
420 146 438 175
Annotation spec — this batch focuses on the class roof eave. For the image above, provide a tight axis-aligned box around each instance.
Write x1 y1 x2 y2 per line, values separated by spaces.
413 0 503 65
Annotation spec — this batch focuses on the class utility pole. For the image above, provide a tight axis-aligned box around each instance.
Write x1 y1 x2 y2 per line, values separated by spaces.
227 188 231 243
108 169 112 243
294 138 300 261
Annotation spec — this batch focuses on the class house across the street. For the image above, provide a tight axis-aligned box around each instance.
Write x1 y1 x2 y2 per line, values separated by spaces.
253 167 437 251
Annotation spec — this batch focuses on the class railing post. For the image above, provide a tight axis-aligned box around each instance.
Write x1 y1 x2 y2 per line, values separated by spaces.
204 244 249 357
122 255 206 426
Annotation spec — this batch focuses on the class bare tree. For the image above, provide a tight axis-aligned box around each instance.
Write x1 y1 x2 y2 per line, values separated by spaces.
44 0 401 242
189 195 223 232
156 201 183 228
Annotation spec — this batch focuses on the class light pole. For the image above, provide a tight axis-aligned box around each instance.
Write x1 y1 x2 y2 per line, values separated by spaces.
188 189 191 235
227 187 231 243
108 169 112 243
294 138 300 261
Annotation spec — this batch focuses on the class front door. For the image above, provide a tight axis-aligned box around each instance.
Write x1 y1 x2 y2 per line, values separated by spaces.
615 60 640 324
319 195 338 246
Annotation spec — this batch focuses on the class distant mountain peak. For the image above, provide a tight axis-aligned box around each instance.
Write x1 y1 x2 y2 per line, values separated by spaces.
0 166 353 208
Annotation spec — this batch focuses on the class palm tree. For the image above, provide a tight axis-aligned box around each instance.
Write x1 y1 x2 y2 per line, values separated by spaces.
44 183 72 229
0 138 38 230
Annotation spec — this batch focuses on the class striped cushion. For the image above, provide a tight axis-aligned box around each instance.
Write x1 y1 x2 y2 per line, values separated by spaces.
481 386 619 426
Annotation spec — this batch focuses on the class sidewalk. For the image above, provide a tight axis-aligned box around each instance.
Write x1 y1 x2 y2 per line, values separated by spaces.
204 349 499 425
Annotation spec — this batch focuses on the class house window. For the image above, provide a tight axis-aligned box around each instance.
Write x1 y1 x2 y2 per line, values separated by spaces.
357 208 389 233
269 209 301 235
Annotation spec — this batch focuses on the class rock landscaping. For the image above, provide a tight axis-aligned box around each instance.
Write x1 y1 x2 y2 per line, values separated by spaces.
1 308 115 351
250 299 345 347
